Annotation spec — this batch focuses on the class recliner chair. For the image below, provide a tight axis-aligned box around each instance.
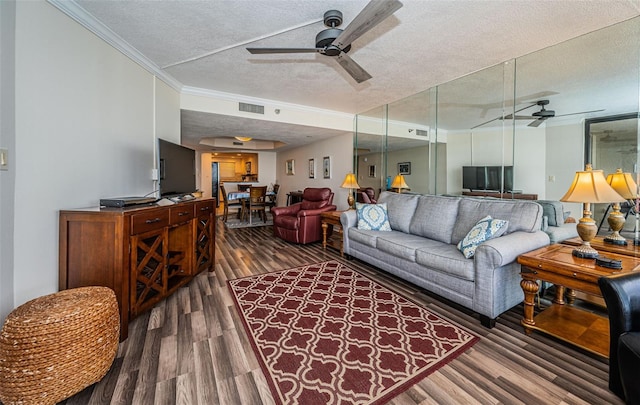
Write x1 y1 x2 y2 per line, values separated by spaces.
356 187 377 204
598 272 640 404
271 188 336 244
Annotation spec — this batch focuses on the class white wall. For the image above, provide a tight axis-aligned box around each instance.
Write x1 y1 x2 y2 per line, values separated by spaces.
4 1 181 317
276 134 354 211
0 0 16 322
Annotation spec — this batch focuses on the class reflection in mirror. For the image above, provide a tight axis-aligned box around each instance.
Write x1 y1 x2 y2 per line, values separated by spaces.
440 61 516 197
355 105 386 199
585 114 640 232
516 17 639 210
353 17 640 206
386 89 434 195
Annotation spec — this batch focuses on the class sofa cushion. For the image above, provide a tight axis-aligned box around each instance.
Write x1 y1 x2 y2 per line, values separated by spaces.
415 245 476 281
356 202 391 231
409 195 460 244
377 192 420 233
457 215 509 258
376 232 445 262
452 198 542 244
536 200 565 227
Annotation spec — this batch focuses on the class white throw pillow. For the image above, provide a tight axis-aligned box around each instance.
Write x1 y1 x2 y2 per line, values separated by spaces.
457 215 508 258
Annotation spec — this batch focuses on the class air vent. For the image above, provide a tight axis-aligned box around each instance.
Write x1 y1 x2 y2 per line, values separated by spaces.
239 102 265 114
233 141 244 145
416 129 429 137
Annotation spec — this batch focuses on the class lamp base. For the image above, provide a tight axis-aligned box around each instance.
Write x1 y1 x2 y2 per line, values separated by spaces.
571 245 599 259
347 194 355 210
604 232 628 246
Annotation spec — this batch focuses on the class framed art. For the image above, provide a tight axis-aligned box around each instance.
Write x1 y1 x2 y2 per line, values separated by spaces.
398 162 411 175
323 156 331 179
245 161 251 174
308 158 315 178
368 165 376 178
286 159 295 175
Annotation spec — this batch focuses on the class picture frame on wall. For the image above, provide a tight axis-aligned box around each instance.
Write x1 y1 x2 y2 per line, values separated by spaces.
286 159 295 175
368 165 376 177
309 158 315 178
398 162 411 175
323 156 331 179
245 161 251 174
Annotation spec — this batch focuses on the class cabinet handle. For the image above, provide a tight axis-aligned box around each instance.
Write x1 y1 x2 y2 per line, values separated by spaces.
145 218 162 224
178 211 190 216
200 207 211 211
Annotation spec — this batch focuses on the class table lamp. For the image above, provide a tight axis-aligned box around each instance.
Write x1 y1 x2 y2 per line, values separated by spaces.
391 174 409 193
340 172 360 209
560 164 625 258
604 168 638 245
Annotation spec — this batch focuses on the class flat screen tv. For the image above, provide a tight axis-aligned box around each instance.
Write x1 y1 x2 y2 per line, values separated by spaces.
158 138 196 197
463 165 513 192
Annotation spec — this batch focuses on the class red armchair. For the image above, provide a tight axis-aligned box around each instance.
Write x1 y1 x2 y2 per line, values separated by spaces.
272 188 336 244
356 187 377 204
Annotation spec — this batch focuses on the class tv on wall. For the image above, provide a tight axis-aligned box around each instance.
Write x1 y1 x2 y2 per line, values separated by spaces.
157 138 196 197
462 165 513 192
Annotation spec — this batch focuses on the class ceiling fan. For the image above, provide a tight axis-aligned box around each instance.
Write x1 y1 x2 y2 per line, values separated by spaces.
246 0 403 83
472 100 604 129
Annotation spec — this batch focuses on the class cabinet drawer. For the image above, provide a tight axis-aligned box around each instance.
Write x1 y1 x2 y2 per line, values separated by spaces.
131 210 169 234
195 200 215 217
170 205 194 225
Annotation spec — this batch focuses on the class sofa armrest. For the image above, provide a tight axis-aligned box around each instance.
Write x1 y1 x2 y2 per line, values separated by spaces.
297 205 337 217
475 230 550 270
341 210 358 255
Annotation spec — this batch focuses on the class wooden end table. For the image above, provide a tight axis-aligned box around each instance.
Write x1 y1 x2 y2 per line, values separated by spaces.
517 243 640 357
321 211 345 256
562 235 640 258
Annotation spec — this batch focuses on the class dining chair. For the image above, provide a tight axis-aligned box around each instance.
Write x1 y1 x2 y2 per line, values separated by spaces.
220 183 243 222
242 186 267 224
267 184 280 211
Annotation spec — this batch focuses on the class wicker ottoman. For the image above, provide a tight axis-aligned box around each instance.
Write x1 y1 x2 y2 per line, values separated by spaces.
0 286 120 405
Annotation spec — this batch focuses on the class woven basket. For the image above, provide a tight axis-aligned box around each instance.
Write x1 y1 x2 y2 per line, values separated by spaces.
0 286 120 405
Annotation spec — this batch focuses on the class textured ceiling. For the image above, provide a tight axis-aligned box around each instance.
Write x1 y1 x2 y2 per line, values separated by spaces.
66 0 640 150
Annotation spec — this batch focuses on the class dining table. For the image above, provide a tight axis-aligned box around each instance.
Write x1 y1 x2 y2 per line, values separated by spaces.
227 190 276 224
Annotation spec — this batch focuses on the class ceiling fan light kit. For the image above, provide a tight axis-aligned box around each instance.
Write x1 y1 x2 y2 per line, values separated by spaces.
247 0 403 83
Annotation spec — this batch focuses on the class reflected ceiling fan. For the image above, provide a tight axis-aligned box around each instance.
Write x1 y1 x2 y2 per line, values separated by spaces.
246 0 403 83
472 100 604 129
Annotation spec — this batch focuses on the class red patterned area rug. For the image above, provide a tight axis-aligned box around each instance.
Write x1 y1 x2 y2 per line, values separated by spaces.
228 260 479 405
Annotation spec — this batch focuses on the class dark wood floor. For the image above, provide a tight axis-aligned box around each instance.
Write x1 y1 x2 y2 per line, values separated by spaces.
61 217 623 405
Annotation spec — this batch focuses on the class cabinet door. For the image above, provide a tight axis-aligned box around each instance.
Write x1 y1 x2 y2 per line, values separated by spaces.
195 200 215 273
131 228 167 316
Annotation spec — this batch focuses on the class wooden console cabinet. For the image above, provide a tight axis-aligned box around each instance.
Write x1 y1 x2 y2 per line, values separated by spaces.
59 198 216 340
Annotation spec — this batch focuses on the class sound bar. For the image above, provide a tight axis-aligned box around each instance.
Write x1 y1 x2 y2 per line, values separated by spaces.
100 196 157 208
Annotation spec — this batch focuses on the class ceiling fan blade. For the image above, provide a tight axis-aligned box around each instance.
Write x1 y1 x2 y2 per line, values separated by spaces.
333 0 403 49
528 118 546 127
554 109 605 118
336 53 372 83
247 47 322 54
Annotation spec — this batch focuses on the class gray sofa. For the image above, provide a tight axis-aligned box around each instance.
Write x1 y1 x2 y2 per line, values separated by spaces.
341 192 550 327
536 200 578 243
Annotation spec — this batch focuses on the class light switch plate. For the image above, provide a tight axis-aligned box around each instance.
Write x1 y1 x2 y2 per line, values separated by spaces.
0 148 7 171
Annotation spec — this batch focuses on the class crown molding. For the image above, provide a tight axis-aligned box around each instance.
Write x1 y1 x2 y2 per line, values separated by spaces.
181 86 354 121
47 0 183 92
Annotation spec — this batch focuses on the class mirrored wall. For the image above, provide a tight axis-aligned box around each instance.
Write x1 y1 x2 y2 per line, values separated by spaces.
355 17 640 209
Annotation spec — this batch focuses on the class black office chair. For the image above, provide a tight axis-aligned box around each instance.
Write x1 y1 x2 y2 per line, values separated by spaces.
598 272 640 403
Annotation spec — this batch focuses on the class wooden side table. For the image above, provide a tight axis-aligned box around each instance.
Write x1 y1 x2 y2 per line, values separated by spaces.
321 211 345 256
517 244 640 357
